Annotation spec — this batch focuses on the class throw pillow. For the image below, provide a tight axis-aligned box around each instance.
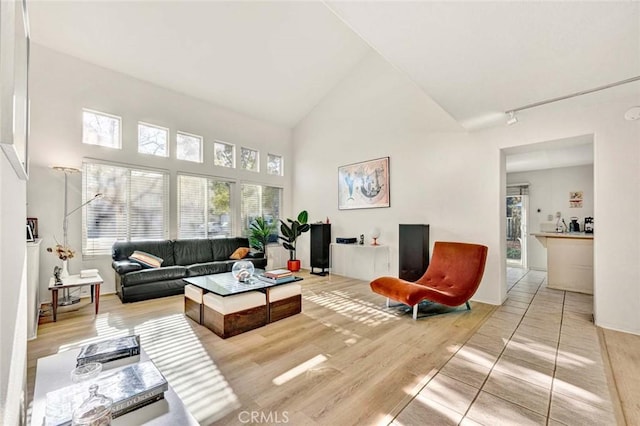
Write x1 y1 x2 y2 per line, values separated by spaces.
230 247 250 260
129 250 163 269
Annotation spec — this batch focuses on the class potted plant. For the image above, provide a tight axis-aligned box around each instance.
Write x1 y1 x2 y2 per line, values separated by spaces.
248 216 276 254
279 210 310 272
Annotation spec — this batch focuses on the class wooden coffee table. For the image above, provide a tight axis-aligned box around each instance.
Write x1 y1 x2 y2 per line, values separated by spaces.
48 273 103 322
184 271 302 323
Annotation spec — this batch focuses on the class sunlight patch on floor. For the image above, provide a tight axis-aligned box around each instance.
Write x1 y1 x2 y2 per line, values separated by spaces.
305 289 400 326
272 354 328 386
135 314 239 424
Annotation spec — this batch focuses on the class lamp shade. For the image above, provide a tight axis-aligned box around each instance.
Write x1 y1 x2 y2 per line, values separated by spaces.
371 227 381 239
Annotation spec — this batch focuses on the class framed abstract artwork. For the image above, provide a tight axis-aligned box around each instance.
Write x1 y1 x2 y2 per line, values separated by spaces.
338 157 390 210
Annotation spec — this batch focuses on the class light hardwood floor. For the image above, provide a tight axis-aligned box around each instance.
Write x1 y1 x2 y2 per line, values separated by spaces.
28 271 640 425
28 272 495 425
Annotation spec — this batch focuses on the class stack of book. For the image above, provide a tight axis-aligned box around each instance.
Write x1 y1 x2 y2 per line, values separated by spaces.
76 335 141 366
258 269 296 284
45 360 168 424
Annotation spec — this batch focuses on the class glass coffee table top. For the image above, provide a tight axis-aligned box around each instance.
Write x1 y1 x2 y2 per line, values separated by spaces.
184 270 302 297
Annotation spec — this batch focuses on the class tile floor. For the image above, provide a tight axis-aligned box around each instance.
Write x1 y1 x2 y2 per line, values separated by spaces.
392 268 616 426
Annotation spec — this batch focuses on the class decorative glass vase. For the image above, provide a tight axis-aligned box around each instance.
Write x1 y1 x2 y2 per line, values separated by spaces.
232 260 255 282
72 384 112 426
61 259 70 278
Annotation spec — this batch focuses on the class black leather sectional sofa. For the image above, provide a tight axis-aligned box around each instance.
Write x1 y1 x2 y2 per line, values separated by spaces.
111 238 267 303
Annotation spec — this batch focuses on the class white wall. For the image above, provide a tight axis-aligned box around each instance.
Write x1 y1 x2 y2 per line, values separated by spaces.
293 52 504 305
292 51 640 334
27 44 293 299
484 98 640 334
0 154 27 424
508 164 594 270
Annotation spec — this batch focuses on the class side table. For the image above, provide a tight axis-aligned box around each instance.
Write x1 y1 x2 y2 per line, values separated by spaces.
48 273 103 322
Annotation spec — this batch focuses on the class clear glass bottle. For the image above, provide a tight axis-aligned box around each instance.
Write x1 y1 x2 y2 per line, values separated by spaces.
72 384 113 426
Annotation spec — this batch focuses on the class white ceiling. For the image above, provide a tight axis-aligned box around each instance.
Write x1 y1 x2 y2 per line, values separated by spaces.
28 1 640 131
28 1 371 127
327 1 640 129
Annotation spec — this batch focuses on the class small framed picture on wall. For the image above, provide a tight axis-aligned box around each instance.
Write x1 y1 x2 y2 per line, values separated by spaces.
27 217 38 238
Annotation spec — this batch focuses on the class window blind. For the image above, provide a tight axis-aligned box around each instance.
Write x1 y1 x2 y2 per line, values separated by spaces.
82 162 169 256
177 174 232 239
507 184 529 196
240 184 282 238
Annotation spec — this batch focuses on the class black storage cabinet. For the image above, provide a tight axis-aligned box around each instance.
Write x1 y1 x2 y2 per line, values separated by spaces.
399 224 430 281
310 223 331 275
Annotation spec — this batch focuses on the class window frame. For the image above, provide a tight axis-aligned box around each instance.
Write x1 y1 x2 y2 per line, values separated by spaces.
213 140 235 168
266 153 284 176
82 108 122 149
137 121 170 157
176 131 204 163
240 146 260 173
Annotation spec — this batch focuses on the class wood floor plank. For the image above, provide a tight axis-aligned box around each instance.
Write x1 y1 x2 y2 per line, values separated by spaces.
602 328 640 425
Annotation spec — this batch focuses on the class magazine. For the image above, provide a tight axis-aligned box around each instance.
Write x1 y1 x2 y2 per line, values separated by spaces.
257 274 296 284
76 335 141 366
45 361 168 426
264 269 293 279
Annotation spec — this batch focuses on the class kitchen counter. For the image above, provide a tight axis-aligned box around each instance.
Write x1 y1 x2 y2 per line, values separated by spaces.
532 232 594 294
531 232 593 248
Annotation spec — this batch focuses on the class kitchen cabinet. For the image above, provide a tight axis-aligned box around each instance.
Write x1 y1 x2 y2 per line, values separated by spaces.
531 232 594 294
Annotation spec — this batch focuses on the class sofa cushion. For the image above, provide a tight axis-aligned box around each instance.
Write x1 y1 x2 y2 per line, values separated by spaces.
129 250 163 268
173 239 214 265
112 240 175 266
203 291 266 315
186 262 230 277
230 247 250 260
211 238 241 261
112 260 143 275
121 266 188 287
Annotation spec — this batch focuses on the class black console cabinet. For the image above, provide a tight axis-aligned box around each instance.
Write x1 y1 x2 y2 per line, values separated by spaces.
310 223 331 275
399 224 430 281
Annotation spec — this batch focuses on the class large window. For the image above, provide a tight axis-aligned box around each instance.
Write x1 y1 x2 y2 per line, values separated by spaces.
138 122 169 157
82 109 121 149
240 184 281 237
176 131 203 163
82 162 169 256
214 141 234 168
178 175 232 239
240 147 259 172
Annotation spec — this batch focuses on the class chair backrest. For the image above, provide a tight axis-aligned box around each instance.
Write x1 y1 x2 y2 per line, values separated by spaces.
416 241 488 305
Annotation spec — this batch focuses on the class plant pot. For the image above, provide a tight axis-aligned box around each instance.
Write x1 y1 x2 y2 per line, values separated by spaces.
287 259 301 272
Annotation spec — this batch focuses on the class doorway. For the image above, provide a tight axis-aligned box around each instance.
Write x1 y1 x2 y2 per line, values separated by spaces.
506 192 527 268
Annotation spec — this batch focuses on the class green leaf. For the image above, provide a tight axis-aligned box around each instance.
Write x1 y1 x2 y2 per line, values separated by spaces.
283 242 294 251
297 210 308 224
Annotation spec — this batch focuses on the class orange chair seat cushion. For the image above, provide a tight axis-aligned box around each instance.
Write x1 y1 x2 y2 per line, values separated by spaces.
370 241 488 308
370 277 460 307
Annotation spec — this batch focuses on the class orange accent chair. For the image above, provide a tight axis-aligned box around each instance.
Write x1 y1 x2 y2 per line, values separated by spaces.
370 241 488 319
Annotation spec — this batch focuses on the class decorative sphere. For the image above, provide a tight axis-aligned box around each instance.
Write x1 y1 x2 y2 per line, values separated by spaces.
232 260 255 282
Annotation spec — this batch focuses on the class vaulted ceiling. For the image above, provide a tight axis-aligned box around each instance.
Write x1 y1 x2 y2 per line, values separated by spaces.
29 1 640 132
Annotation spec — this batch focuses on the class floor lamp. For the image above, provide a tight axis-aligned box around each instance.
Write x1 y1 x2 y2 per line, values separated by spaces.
52 166 102 305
